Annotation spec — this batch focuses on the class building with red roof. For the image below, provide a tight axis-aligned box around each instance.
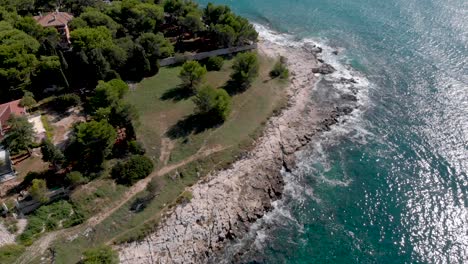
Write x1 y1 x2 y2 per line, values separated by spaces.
0 100 26 139
33 11 74 46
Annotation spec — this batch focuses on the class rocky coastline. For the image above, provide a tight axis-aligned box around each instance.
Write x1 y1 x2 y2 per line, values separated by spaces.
118 37 358 263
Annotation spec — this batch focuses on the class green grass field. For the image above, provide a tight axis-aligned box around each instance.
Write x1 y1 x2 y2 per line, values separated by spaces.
48 53 288 263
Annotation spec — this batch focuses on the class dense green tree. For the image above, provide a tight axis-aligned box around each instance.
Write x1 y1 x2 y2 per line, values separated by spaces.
65 171 87 186
203 3 231 25
1 115 35 154
32 55 69 92
19 91 36 110
70 26 113 52
70 10 120 36
52 94 81 111
180 10 204 34
231 52 259 88
70 120 117 171
205 56 224 71
29 179 49 203
0 21 40 97
90 79 129 110
136 32 172 73
111 155 153 185
82 245 119 264
179 60 206 90
121 2 164 34
204 3 257 47
193 85 231 121
40 139 65 169
136 32 174 59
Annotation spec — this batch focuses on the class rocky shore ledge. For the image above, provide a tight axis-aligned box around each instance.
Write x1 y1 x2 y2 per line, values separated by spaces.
118 39 355 263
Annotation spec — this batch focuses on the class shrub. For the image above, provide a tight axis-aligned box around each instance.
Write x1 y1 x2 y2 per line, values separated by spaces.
53 94 81 111
29 179 49 204
205 56 224 71
193 85 231 121
18 200 82 245
19 91 36 109
178 61 207 90
66 171 88 186
82 245 119 264
0 244 25 263
231 52 259 88
128 140 146 155
112 155 154 185
269 56 289 79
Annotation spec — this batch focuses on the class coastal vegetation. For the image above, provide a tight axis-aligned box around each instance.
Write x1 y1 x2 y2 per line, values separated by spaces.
0 0 288 262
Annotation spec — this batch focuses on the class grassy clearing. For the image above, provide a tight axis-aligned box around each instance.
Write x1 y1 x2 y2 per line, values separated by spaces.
40 115 53 140
70 179 128 219
49 53 288 263
0 244 25 263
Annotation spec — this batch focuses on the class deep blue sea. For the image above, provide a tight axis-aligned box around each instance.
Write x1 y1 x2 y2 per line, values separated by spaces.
199 1 468 263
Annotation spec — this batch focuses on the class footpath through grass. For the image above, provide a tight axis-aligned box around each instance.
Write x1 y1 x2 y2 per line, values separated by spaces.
49 53 288 263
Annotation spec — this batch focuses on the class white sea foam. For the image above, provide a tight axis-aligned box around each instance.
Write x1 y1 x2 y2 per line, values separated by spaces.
233 23 376 253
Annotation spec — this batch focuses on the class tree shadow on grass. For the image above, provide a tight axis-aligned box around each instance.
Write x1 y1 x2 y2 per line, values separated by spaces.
166 114 222 139
222 79 250 96
160 85 194 101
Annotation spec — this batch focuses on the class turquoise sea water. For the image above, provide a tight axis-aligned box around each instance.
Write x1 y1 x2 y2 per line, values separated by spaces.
199 1 468 263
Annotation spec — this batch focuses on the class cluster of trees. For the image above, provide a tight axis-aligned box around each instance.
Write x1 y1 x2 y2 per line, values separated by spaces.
0 0 257 102
176 51 259 123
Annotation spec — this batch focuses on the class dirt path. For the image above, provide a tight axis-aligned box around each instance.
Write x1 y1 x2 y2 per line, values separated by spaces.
14 144 227 264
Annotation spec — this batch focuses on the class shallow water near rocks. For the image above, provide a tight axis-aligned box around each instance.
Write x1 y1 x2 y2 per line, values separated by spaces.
199 0 468 263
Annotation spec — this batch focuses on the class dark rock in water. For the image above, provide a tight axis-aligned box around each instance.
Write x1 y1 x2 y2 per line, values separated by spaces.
332 50 339 55
340 77 357 83
341 93 358 102
312 63 336 74
336 106 354 115
304 43 323 54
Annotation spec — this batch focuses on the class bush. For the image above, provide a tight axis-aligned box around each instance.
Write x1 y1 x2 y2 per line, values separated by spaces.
193 85 231 121
66 171 88 186
18 200 83 245
178 61 207 90
53 94 81 111
0 244 25 264
29 179 49 204
82 245 119 264
269 56 289 79
205 56 224 71
231 52 259 88
128 140 146 155
112 155 154 185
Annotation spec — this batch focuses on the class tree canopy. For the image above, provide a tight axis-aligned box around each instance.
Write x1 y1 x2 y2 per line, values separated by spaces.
29 179 49 203
1 115 35 154
0 1 257 101
68 120 117 172
193 85 231 121
179 60 207 90
82 245 119 264
231 52 259 88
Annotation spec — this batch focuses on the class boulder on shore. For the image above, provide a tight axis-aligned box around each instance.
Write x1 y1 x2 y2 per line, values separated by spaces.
312 63 336 74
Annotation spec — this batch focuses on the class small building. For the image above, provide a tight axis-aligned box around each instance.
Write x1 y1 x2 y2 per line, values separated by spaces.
33 11 74 46
0 147 15 183
0 100 26 139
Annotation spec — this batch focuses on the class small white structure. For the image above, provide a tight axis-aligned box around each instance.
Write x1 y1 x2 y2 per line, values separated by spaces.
28 115 46 142
0 146 16 182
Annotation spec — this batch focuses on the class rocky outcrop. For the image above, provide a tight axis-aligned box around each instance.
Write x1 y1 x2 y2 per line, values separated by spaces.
118 39 355 264
312 63 336 74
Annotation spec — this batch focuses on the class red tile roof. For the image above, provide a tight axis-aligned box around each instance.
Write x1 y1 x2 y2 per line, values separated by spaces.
0 100 26 127
33 12 74 27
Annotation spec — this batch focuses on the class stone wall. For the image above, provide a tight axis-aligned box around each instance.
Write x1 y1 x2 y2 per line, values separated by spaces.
159 44 257 67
